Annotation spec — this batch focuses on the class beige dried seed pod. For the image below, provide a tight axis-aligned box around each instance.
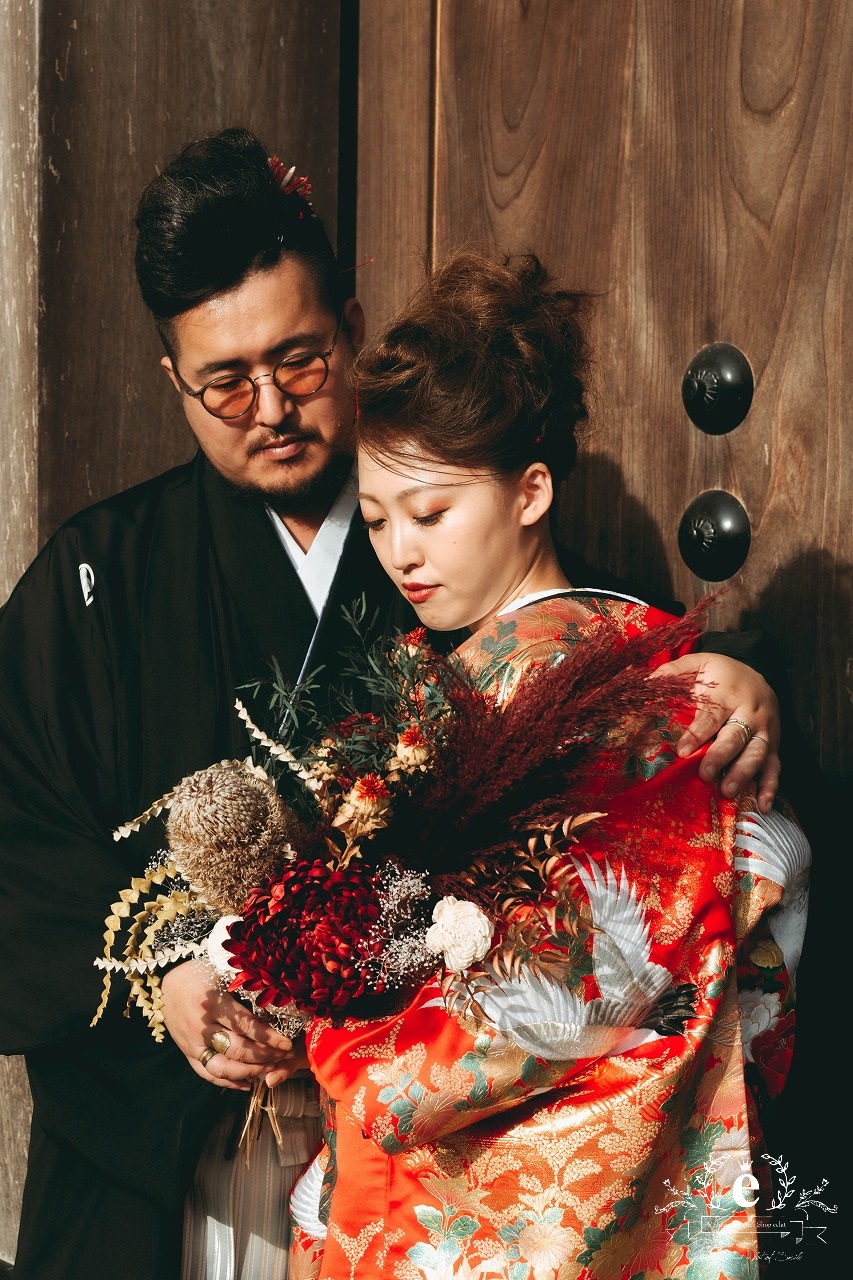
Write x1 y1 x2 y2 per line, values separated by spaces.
166 761 302 913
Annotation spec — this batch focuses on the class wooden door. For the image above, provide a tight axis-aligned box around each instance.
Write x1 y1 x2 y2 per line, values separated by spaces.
358 0 849 1237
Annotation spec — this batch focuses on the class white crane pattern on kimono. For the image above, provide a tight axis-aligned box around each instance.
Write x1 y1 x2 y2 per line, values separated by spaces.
733 807 811 982
475 857 684 1062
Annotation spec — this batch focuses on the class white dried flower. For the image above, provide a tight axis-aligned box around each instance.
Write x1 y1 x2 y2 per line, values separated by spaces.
425 896 493 973
205 914 241 976
307 743 340 785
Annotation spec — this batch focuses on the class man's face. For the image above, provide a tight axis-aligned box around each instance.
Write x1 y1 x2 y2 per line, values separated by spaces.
163 256 365 508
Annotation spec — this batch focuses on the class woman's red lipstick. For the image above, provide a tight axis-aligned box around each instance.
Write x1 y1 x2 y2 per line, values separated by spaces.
403 582 438 604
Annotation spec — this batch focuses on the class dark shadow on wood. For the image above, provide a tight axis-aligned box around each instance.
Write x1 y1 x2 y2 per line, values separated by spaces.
741 549 852 789
740 549 849 1276
557 450 677 607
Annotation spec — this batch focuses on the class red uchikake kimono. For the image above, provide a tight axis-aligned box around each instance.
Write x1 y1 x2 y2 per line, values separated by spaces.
290 594 807 1280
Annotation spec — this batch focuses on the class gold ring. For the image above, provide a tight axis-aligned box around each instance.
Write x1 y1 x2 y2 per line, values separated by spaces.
750 734 769 751
725 717 752 745
199 1047 216 1069
209 1029 231 1056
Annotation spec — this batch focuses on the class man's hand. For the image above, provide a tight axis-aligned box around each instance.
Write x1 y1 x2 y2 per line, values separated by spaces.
161 959 306 1090
652 653 781 813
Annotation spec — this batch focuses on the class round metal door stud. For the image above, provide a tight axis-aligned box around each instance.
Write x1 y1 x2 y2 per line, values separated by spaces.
678 490 751 580
681 343 753 434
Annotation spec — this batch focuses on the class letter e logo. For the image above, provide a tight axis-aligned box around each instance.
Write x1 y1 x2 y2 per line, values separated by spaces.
733 1173 759 1208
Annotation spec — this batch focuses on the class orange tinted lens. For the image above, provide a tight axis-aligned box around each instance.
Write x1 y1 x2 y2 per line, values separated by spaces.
204 376 254 418
275 356 327 397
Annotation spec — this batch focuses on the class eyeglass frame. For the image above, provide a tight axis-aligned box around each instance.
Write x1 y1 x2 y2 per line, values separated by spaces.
172 311 344 421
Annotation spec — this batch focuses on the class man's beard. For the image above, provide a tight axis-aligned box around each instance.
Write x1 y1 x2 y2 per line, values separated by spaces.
224 437 354 515
267 450 354 515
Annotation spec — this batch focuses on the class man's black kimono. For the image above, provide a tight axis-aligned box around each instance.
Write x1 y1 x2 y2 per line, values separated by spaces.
0 454 397 1280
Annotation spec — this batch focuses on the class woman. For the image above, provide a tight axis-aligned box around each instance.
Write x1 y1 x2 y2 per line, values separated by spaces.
288 251 808 1279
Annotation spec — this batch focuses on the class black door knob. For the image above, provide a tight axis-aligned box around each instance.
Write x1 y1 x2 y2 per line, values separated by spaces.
682 343 753 434
678 490 751 580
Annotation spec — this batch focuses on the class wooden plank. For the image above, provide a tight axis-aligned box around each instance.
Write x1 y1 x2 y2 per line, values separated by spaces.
615 0 852 781
0 0 40 601
0 0 39 1260
0 1060 31 1265
433 0 676 593
357 0 435 334
37 0 343 541
434 0 633 285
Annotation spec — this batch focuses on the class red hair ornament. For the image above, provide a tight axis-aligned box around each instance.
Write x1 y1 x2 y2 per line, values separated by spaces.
268 155 313 211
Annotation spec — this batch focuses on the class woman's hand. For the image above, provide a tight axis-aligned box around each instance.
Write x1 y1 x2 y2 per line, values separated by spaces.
652 653 781 812
264 1040 311 1088
160 958 303 1090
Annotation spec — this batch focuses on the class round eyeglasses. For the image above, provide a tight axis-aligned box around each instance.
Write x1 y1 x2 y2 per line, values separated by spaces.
174 314 343 421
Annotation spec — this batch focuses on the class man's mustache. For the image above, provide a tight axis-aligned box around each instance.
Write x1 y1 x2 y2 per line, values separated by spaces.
246 427 321 458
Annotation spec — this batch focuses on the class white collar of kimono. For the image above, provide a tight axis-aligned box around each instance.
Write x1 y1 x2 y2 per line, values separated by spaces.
497 586 648 616
496 587 576 616
266 467 359 617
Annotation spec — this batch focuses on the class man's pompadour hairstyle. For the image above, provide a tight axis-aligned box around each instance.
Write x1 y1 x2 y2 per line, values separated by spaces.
134 127 343 354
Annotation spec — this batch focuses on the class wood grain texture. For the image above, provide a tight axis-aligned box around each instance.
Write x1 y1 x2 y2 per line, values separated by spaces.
0 4 39 1254
38 0 343 541
624 0 852 786
425 0 851 780
0 1060 31 1265
0 0 40 602
357 0 435 335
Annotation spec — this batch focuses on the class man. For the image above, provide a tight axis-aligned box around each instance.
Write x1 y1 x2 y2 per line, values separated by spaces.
0 128 780 1280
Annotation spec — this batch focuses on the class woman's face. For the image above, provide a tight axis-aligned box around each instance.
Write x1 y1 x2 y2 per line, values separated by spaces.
357 445 552 632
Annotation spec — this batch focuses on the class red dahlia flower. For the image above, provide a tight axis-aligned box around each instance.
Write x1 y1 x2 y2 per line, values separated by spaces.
224 855 384 1017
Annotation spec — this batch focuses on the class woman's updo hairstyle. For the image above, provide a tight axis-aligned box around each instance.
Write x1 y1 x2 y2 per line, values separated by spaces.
354 249 593 485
